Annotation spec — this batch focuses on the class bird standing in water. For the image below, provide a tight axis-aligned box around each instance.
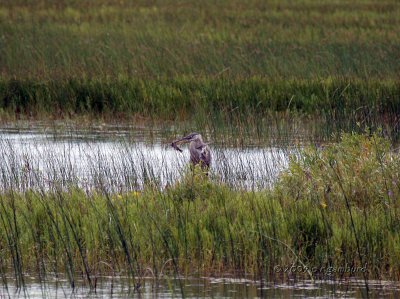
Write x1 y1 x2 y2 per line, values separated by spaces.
171 132 211 169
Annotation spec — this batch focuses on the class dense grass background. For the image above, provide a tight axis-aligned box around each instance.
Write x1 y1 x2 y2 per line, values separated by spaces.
0 0 399 120
1 0 399 79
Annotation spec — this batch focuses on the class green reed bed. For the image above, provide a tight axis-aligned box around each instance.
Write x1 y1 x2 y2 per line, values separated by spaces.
1 78 399 131
0 133 399 288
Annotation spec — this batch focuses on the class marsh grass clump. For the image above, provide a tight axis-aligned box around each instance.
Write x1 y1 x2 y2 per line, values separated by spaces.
166 165 214 201
275 132 400 279
276 132 400 211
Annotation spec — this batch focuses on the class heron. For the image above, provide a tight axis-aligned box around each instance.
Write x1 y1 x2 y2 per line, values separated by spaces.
171 132 211 169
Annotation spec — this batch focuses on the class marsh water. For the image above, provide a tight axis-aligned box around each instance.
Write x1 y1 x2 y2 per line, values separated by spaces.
1 276 399 299
0 123 294 191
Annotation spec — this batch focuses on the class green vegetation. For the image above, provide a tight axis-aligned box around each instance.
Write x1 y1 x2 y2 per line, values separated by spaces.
0 133 399 287
1 0 400 79
1 78 399 119
0 0 399 122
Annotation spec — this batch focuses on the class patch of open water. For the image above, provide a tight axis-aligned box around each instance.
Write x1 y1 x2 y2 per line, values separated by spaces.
0 126 293 191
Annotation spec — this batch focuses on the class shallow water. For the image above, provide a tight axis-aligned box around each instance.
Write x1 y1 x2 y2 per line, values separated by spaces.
1 276 399 298
0 125 293 191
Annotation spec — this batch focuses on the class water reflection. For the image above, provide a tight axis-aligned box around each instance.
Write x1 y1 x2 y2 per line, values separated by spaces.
1 276 399 298
0 126 293 192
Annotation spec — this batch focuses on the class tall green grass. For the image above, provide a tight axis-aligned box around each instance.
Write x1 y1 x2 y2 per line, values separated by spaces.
1 78 399 117
0 0 399 126
1 0 399 79
0 133 399 288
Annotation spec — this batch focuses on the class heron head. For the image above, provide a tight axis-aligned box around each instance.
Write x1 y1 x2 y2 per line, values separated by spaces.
185 132 202 141
175 132 202 144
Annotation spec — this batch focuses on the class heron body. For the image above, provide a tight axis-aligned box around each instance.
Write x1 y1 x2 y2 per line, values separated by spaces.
189 136 211 168
171 132 211 169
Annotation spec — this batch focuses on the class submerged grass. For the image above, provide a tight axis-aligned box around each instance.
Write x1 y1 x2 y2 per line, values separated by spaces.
0 133 399 286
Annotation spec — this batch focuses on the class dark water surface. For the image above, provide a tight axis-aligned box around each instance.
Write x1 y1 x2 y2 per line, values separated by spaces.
1 276 399 298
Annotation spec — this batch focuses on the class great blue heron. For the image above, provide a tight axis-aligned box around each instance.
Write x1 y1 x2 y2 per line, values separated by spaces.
171 132 211 169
